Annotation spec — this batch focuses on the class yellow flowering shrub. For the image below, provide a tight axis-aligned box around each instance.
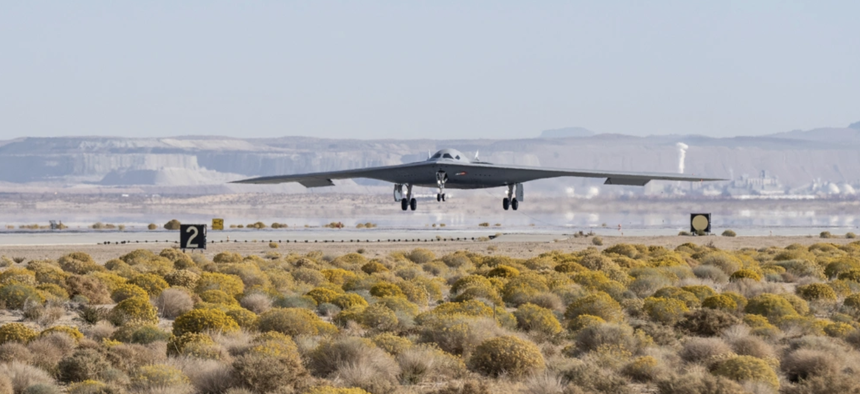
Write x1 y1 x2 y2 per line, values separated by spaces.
109 297 158 326
468 335 545 378
0 323 38 345
172 308 239 336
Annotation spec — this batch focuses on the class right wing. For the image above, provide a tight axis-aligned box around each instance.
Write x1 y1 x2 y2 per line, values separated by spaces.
230 161 431 187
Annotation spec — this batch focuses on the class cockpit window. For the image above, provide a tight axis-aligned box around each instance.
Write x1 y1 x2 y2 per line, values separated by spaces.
431 153 441 159
455 155 460 160
442 153 453 159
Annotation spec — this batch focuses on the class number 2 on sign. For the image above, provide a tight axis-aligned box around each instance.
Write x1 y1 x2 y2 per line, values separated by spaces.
186 226 199 248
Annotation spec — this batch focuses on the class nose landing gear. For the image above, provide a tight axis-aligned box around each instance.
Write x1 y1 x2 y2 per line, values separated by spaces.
436 171 448 203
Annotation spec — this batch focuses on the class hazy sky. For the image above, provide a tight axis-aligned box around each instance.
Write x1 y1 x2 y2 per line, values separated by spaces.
1 1 858 140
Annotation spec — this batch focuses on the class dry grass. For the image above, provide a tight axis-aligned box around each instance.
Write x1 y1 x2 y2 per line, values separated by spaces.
155 288 194 319
0 362 56 394
239 293 273 314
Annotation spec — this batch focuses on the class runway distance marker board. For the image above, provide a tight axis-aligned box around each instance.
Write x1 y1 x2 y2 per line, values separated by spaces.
180 224 207 250
212 218 224 231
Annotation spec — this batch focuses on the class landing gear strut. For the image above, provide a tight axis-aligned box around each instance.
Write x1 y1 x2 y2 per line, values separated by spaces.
436 170 448 203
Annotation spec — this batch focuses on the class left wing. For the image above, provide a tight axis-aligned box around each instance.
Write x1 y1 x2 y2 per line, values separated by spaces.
230 161 434 187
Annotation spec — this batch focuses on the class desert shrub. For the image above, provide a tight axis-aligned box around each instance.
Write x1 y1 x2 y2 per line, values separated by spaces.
0 283 44 310
166 332 214 356
592 236 604 246
154 287 194 319
0 362 57 394
369 282 405 298
359 303 399 331
36 284 68 301
722 230 737 237
574 322 638 355
774 259 824 279
513 303 563 336
58 253 102 275
0 323 38 345
111 323 170 344
164 269 199 289
628 275 673 298
486 265 520 278
397 343 466 384
567 314 606 331
39 326 83 342
680 285 717 301
226 308 258 329
65 275 112 304
108 297 158 326
655 370 746 394
702 294 738 312
837 269 860 282
777 315 827 336
729 269 761 282
679 337 733 364
468 335 544 378
258 307 337 336
693 265 730 283
820 231 832 239
172 308 239 336
644 297 689 325
0 267 36 285
781 293 810 315
129 364 190 392
796 283 838 302
331 293 368 310
372 333 412 355
331 253 367 268
745 293 798 322
360 261 388 274
824 322 854 338
110 284 148 303
564 292 623 322
239 292 272 314
676 308 741 336
0 342 32 364
559 360 632 394
408 248 436 264
232 347 308 392
712 355 779 390
653 287 701 308
305 287 340 305
198 290 239 306
58 348 111 383
195 273 244 296
622 355 660 382
126 274 168 297
843 293 860 310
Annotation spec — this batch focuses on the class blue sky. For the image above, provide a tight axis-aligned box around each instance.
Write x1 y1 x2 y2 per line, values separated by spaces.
1 1 858 139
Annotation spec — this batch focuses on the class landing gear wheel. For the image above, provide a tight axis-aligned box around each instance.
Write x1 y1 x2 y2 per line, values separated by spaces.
502 198 510 210
436 194 441 202
410 198 417 211
442 193 446 201
401 198 409 211
511 198 518 211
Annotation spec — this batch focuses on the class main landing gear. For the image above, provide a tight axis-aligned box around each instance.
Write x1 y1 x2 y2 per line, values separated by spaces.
395 184 417 211
502 184 521 211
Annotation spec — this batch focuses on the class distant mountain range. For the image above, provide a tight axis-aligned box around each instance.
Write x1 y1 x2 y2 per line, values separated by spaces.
0 121 858 193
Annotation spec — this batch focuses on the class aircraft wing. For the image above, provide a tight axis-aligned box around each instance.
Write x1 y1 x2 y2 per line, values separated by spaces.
230 161 431 187
458 162 724 185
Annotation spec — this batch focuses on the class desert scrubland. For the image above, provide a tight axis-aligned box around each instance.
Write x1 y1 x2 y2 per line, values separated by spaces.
2 236 860 394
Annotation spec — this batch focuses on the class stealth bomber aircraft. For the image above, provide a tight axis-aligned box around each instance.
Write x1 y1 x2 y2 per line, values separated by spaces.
233 148 722 211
